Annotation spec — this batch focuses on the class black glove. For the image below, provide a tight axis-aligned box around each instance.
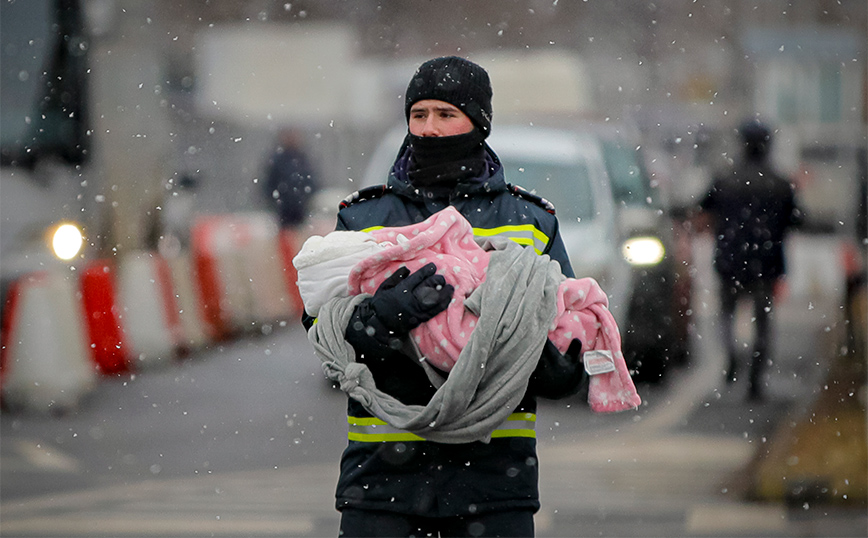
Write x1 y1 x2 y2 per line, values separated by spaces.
369 263 454 337
529 338 586 400
564 338 583 362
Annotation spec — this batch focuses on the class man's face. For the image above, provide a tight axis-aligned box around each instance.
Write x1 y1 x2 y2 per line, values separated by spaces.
408 100 475 137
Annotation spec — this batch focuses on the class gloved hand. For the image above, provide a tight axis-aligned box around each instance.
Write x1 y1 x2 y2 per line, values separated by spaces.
564 338 583 362
369 263 454 337
529 338 585 399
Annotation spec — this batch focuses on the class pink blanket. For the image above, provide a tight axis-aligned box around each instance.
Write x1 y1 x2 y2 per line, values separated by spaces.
349 207 640 413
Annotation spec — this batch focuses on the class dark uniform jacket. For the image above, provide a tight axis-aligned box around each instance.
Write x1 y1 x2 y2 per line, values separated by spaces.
700 159 802 286
306 142 585 518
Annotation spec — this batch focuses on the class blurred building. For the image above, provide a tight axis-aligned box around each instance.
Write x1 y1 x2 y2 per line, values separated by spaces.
1 0 866 259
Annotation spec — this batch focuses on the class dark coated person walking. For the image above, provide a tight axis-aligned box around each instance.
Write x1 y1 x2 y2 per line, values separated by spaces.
700 118 804 401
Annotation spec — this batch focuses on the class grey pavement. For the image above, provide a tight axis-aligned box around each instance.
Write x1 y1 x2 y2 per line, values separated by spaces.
2 322 864 538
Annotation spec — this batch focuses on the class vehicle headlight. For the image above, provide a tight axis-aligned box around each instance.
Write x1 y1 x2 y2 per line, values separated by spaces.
621 236 665 267
51 223 84 260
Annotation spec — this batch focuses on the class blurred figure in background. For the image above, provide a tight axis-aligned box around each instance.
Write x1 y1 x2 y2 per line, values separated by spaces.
146 172 199 258
699 118 803 401
158 172 199 257
262 128 319 230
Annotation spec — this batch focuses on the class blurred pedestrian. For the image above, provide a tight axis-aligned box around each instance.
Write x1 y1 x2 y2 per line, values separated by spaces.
699 118 803 401
159 173 198 256
303 56 593 537
262 128 318 229
145 172 199 257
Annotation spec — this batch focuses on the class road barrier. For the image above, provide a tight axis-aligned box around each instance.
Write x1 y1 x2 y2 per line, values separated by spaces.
1 211 306 414
191 212 297 338
242 215 294 326
115 251 183 370
165 253 211 352
277 229 305 318
80 260 130 375
0 271 97 413
192 215 254 339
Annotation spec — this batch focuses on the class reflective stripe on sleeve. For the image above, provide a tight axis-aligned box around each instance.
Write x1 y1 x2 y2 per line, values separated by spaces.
347 413 537 443
472 225 550 255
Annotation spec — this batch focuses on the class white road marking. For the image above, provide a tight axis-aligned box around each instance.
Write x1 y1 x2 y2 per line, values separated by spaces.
0 515 315 537
11 439 81 473
0 464 339 536
686 503 788 533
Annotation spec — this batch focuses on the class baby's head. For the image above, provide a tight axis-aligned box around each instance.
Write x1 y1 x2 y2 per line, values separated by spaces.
293 230 386 316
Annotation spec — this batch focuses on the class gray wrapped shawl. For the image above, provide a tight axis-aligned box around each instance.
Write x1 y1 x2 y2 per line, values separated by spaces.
307 242 565 444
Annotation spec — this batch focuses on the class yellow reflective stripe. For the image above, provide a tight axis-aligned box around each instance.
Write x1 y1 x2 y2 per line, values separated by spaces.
346 413 536 442
360 225 549 254
348 416 388 426
347 417 426 442
472 225 549 255
473 225 549 246
490 428 536 439
348 431 427 442
491 413 537 439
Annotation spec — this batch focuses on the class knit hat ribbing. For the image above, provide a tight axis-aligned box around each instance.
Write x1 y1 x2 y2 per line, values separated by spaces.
404 56 493 137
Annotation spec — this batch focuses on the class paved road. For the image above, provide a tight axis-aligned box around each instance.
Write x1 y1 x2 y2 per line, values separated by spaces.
2 236 865 537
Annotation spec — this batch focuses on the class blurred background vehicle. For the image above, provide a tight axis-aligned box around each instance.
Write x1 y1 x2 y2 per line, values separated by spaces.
0 0 94 318
361 120 691 382
491 123 630 323
588 122 693 382
0 189 89 311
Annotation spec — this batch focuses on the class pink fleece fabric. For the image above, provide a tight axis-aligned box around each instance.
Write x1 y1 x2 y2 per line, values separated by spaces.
348 206 641 413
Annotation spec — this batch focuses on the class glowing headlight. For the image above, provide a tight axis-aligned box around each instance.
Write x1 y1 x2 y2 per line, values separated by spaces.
51 223 84 260
621 236 665 266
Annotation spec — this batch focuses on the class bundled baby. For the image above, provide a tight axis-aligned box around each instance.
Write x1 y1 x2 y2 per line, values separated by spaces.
293 206 640 413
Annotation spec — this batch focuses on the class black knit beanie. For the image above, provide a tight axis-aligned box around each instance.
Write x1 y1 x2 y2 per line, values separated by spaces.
404 56 493 137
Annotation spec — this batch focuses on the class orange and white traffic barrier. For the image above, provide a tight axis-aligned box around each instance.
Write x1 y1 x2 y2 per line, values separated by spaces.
164 253 211 352
80 260 130 375
191 212 294 337
0 271 97 413
192 215 252 339
237 213 294 326
278 228 305 317
115 251 183 370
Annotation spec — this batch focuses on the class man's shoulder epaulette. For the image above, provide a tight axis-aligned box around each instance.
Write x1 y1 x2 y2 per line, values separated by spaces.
506 183 556 215
339 185 391 210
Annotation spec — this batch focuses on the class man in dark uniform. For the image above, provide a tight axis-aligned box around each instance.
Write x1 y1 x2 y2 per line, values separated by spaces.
263 128 318 229
303 56 587 537
700 118 803 401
